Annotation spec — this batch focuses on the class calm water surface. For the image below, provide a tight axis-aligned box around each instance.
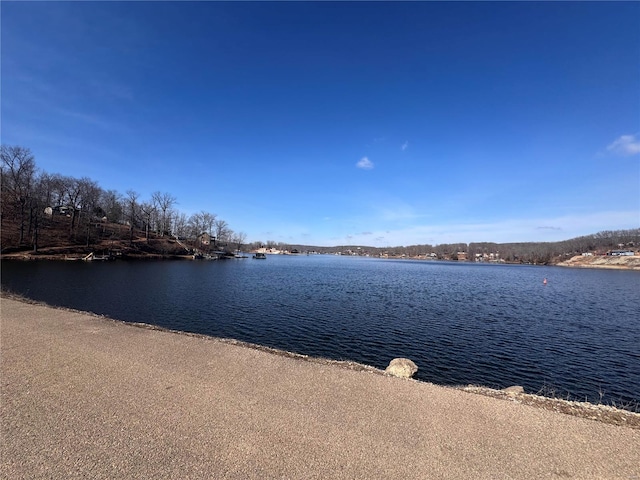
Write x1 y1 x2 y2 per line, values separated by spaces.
2 255 639 407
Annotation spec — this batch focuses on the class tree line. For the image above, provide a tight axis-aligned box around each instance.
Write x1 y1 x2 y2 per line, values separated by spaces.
2 144 637 261
245 232 639 265
0 145 246 253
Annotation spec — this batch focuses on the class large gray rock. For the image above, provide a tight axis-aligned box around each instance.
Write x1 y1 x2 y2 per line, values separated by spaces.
385 358 418 378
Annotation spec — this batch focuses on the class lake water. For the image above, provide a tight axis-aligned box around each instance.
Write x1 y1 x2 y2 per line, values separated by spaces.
2 255 639 408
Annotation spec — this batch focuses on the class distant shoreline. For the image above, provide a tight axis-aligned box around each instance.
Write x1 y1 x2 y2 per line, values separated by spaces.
2 251 640 270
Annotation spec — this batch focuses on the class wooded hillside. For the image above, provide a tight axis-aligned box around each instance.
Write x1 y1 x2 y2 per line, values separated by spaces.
2 144 638 262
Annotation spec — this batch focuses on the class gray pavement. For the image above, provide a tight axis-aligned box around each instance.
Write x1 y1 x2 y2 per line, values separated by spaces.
1 297 639 479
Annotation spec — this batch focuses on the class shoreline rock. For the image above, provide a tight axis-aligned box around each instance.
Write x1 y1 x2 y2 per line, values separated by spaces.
385 358 418 378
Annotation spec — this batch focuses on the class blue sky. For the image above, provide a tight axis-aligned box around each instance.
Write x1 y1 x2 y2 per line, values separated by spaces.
2 1 639 247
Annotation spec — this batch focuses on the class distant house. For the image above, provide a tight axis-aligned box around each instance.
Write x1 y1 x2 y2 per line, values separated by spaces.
197 233 211 246
52 205 73 216
609 250 635 256
256 247 282 254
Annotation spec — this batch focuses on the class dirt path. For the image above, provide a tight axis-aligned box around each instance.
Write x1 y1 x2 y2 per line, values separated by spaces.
2 297 639 479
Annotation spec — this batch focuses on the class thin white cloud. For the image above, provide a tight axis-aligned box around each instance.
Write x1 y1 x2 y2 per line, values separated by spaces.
607 134 640 156
356 156 374 170
536 226 562 231
401 141 408 151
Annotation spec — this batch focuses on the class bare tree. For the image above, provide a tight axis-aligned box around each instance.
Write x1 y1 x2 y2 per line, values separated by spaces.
214 219 230 247
187 212 204 240
47 174 69 209
1 145 37 244
100 189 124 223
29 172 50 252
77 179 101 246
201 211 216 243
172 211 188 239
139 202 156 243
151 191 176 236
34 172 56 209
125 190 139 245
57 177 99 239
232 231 247 253
62 177 82 236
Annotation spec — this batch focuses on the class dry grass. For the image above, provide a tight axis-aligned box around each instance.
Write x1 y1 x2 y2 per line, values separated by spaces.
558 254 640 270
461 385 640 429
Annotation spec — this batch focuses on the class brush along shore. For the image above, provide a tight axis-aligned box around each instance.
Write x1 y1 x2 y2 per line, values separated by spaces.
557 254 640 270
